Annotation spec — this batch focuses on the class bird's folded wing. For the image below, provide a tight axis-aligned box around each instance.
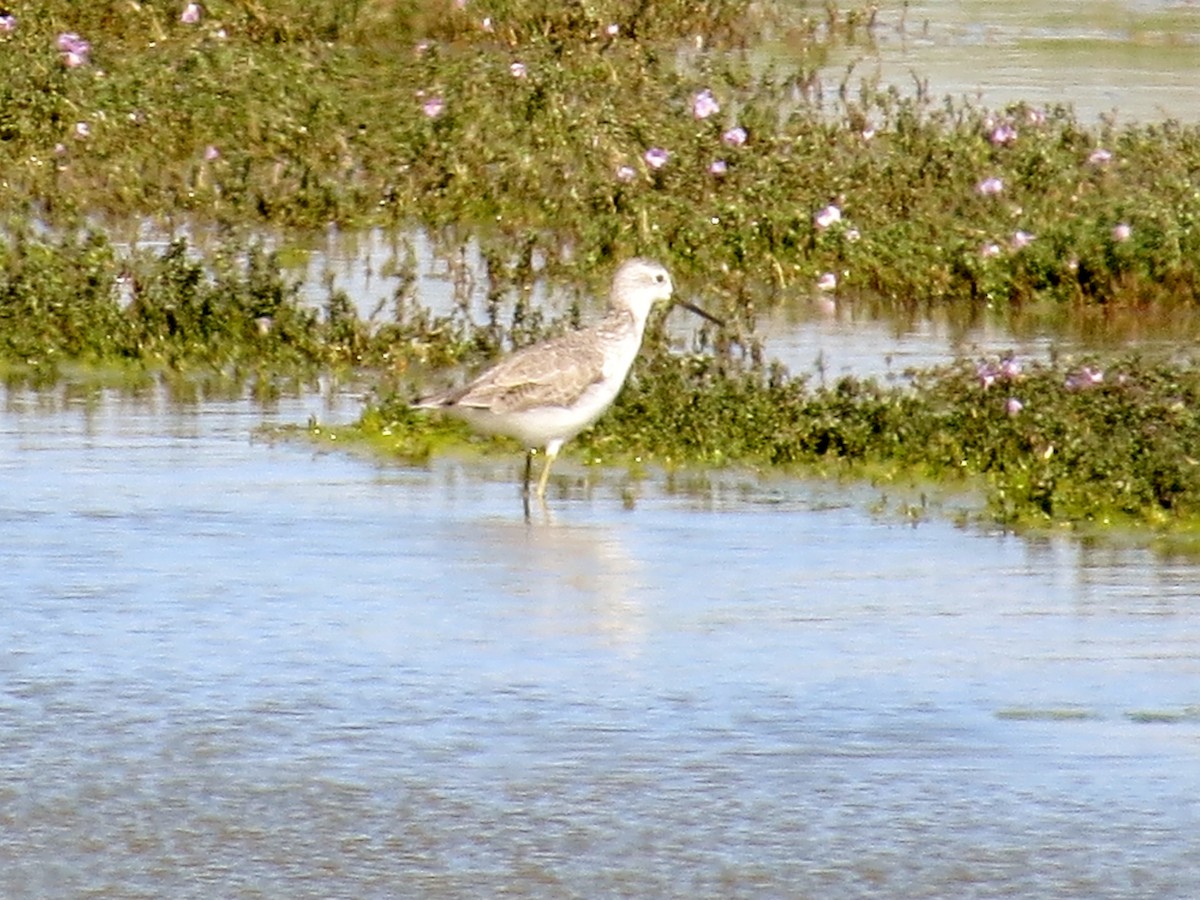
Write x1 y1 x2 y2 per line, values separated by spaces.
454 333 607 414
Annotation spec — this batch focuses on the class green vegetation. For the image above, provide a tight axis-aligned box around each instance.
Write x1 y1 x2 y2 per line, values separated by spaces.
347 348 1200 530
5 1 1200 529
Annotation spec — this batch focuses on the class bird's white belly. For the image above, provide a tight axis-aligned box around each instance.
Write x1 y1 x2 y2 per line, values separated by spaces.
453 376 624 449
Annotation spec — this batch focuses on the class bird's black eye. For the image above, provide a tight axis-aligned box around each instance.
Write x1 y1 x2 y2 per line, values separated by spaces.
655 274 665 282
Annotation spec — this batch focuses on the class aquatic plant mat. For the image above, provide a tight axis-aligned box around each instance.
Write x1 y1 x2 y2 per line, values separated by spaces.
5 0 1200 533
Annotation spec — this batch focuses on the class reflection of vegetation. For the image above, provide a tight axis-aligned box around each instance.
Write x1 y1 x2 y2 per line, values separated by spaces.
7 1 1200 530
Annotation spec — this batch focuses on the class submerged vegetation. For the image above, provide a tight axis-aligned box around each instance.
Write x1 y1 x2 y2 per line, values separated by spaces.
5 0 1200 529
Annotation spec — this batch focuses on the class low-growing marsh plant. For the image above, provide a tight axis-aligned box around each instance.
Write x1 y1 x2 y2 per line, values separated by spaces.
1 1 1198 313
344 344 1200 531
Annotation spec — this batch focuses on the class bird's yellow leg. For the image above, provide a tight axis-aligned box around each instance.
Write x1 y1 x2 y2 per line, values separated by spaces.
535 441 563 499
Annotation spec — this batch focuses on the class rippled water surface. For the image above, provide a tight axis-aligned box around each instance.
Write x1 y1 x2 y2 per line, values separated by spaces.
3 385 1199 898
816 0 1200 122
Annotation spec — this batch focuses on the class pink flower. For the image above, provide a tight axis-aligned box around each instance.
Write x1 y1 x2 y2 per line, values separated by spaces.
1112 223 1132 242
0 14 15 33
1011 230 1035 250
1065 366 1104 391
73 121 90 139
1088 148 1112 165
978 357 1021 388
58 32 91 67
709 159 727 176
615 165 636 183
721 126 747 147
57 32 87 52
861 125 876 141
814 205 841 229
421 95 445 118
980 242 1002 259
976 176 1004 196
990 123 1018 146
816 272 838 292
606 23 620 36
204 144 220 161
180 2 201 24
644 147 669 169
510 62 527 78
691 89 719 120
1006 397 1024 416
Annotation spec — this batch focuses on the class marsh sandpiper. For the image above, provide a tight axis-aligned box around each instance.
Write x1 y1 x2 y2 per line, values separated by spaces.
415 258 720 501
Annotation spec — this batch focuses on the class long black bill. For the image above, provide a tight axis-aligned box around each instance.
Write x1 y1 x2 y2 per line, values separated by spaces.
674 298 724 327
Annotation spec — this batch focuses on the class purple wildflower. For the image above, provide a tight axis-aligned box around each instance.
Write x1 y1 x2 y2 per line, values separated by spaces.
816 272 838 292
691 89 719 120
421 95 445 118
58 32 91 67
615 165 636 183
976 176 1004 196
644 147 669 169
1065 366 1104 391
1011 230 1035 250
1088 148 1113 165
999 357 1021 380
978 357 1021 388
990 123 1018 146
510 62 527 78
204 144 220 161
980 242 1002 259
721 126 747 147
814 204 841 229
709 159 728 176
1111 223 1132 242
181 3 201 24
0 14 16 33
1005 397 1024 416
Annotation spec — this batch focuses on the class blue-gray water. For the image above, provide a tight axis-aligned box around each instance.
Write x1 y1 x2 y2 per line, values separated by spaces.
3 385 1199 898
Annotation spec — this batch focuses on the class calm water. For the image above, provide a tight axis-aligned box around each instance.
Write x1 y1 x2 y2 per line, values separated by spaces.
817 0 1200 122
3 384 1199 898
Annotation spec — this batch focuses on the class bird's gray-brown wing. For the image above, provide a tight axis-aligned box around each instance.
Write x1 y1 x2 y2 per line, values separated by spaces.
433 330 608 414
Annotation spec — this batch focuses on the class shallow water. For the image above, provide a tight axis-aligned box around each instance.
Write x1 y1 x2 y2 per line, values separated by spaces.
3 384 1199 898
813 0 1200 122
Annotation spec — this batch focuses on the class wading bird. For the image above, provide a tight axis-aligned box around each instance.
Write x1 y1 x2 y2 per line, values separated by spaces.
415 258 720 502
